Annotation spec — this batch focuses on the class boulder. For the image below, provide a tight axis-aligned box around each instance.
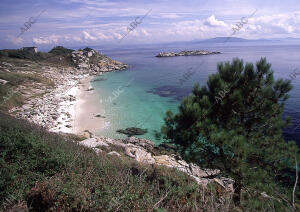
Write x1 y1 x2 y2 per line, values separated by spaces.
82 130 93 138
189 163 220 178
125 145 155 164
124 136 155 151
108 151 121 157
0 79 8 85
80 137 109 148
153 155 189 173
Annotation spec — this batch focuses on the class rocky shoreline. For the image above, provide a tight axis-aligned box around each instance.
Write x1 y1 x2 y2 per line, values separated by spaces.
8 48 128 133
79 134 234 192
156 50 221 57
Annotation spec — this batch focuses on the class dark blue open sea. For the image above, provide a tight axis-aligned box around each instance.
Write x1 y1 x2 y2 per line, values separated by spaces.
91 41 300 146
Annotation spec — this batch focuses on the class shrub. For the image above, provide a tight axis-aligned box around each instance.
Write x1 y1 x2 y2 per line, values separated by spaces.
83 47 93 52
48 46 74 55
0 50 8 58
7 50 34 60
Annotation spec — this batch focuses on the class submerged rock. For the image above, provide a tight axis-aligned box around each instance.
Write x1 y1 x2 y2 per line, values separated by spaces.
86 86 94 91
116 127 148 136
95 113 105 118
147 85 189 100
92 78 107 82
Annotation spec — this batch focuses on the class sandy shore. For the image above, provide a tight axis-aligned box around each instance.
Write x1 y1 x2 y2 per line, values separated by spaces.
73 76 105 135
10 48 128 135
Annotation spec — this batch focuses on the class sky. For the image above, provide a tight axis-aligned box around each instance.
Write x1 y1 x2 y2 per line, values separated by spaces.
1 0 300 49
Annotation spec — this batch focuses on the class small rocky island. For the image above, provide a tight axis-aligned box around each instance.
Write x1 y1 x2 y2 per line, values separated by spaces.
156 50 221 57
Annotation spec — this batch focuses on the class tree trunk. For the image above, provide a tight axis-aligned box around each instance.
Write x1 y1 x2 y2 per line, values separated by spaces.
233 182 242 206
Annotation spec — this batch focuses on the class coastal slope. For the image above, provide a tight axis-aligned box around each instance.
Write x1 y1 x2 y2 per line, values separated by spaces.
0 47 128 134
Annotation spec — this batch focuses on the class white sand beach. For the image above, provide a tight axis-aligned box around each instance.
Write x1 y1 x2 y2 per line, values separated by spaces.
73 76 105 135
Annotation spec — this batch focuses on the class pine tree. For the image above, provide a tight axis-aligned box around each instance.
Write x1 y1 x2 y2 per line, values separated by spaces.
162 58 300 208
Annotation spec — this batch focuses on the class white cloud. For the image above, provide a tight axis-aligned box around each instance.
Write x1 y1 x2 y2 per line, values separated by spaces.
140 29 150 36
153 13 182 19
249 11 300 35
33 35 59 44
73 36 83 42
204 15 227 27
82 31 97 41
94 31 111 40
113 32 124 40
9 6 300 47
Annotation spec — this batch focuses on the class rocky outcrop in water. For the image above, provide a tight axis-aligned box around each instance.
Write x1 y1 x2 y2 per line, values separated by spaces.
71 49 128 74
116 127 148 136
156 50 221 57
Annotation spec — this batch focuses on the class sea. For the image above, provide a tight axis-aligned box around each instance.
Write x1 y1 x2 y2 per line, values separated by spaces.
90 41 300 146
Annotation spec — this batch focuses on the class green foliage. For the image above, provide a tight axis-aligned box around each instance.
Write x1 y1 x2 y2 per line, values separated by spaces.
0 112 74 207
0 50 8 58
6 49 35 60
83 47 93 51
48 46 74 55
0 71 53 87
162 58 300 209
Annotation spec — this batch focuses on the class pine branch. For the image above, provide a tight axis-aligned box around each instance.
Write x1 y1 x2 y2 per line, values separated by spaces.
293 156 298 210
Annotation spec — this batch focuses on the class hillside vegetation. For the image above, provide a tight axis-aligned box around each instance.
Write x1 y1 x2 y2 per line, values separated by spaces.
0 112 234 211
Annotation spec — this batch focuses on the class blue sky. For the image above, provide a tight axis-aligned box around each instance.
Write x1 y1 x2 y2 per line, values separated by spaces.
1 0 300 49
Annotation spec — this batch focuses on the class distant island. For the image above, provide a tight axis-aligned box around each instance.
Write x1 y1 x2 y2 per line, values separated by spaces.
156 50 221 57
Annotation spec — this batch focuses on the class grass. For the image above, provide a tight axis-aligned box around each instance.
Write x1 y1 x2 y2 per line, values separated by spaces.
0 71 54 111
0 112 236 211
0 86 24 111
0 54 59 111
0 72 54 87
0 48 75 68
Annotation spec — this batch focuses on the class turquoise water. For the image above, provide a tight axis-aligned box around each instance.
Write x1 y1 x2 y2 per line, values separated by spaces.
92 42 300 145
92 71 179 142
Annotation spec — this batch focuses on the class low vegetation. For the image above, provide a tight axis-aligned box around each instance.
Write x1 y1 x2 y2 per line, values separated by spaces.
0 46 74 111
48 46 74 55
0 112 235 211
0 46 75 68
